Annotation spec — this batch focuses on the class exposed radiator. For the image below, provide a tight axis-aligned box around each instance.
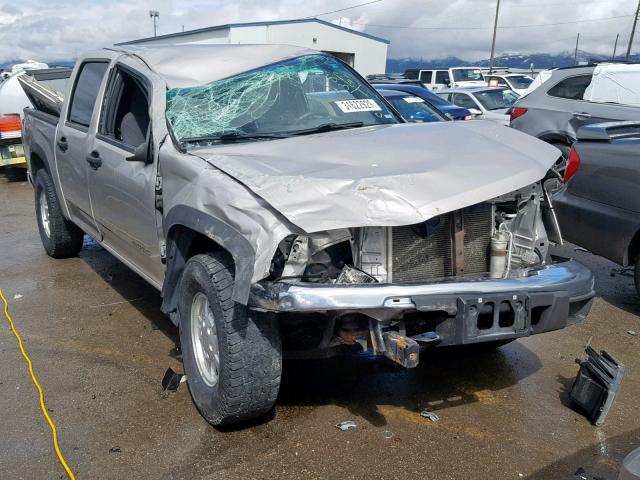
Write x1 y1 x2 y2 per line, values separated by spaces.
391 204 492 282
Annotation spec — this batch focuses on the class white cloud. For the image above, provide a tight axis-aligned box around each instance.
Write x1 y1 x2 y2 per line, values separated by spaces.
0 0 637 64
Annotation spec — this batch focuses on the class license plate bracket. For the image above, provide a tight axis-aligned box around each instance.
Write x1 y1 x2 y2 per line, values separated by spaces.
461 293 529 343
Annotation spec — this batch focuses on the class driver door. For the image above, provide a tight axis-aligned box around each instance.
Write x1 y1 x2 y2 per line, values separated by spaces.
87 62 163 286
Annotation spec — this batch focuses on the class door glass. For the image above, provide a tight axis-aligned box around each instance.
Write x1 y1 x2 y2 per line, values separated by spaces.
100 69 150 148
452 93 478 110
435 71 450 84
547 75 593 100
68 62 109 127
419 71 432 83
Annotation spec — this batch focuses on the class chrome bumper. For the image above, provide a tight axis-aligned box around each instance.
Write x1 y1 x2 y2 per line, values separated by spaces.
249 259 595 313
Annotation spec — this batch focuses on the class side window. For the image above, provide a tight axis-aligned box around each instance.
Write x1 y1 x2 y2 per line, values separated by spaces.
68 62 109 127
99 68 150 149
435 71 450 84
452 93 478 110
419 71 432 83
547 75 593 100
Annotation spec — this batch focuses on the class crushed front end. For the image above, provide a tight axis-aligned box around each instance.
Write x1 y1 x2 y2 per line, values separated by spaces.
249 181 595 367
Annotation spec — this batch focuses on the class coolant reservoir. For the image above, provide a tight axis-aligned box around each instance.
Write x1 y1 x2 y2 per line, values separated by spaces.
490 230 510 278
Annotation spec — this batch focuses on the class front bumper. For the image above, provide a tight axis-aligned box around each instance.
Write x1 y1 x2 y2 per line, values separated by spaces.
250 258 595 345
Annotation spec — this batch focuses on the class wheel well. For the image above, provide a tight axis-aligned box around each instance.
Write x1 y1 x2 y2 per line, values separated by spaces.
161 225 235 321
628 230 640 266
29 152 47 177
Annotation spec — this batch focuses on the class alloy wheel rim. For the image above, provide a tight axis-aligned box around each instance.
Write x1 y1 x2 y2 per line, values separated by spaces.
190 292 220 387
39 191 50 238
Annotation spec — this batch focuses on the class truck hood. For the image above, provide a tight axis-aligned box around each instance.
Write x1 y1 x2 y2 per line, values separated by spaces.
194 121 560 233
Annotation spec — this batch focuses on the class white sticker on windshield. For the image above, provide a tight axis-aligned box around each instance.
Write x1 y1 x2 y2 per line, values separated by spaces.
403 96 425 103
335 99 382 113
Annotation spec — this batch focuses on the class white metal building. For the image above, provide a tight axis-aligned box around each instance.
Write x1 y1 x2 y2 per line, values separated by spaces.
117 18 389 77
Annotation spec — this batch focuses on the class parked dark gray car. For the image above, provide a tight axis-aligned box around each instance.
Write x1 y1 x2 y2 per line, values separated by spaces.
554 121 640 295
510 64 640 166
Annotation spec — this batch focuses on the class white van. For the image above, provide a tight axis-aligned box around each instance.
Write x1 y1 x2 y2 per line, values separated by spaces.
404 67 486 91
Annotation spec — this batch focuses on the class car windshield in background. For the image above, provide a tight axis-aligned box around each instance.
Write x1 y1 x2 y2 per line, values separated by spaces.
474 89 519 110
508 76 533 89
166 54 398 147
385 95 444 123
452 69 484 82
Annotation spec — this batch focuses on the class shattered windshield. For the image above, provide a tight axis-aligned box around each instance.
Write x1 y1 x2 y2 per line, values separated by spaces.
166 54 398 147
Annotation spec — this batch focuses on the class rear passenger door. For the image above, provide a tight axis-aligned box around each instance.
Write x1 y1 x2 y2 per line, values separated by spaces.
56 60 110 237
433 71 451 91
419 70 432 89
88 62 163 285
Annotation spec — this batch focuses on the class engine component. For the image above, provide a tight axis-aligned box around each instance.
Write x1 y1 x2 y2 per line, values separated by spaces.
490 228 511 278
336 265 378 284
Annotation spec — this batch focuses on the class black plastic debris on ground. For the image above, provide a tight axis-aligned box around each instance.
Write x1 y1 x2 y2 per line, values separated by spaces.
161 368 183 393
570 339 624 426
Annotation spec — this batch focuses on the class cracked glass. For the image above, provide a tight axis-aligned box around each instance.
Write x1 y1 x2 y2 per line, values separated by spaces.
166 54 398 147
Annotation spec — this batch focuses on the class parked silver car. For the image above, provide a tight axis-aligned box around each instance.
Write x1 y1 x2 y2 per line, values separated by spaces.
20 45 595 426
510 64 640 163
437 87 519 125
554 121 640 296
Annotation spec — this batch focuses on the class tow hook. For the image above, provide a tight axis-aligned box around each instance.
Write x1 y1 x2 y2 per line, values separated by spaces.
382 332 420 368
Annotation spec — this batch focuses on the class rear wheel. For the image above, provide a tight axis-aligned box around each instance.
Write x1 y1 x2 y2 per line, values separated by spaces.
178 252 282 426
34 169 84 258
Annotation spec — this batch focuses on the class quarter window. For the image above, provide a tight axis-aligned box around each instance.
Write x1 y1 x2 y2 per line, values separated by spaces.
68 62 109 127
419 71 432 83
547 75 593 100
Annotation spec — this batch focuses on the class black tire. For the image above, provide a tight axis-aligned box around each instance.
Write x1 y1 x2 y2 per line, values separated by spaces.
635 254 640 298
178 252 282 426
34 169 84 258
5 167 28 182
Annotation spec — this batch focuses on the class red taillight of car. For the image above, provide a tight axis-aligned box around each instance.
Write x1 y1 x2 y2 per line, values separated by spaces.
510 107 528 122
0 114 22 140
563 146 581 183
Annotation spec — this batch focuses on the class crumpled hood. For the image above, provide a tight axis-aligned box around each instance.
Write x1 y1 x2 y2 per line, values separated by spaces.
195 121 560 232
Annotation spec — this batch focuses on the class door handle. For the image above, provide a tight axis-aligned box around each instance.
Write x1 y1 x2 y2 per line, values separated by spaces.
56 137 68 151
572 112 591 119
86 150 102 170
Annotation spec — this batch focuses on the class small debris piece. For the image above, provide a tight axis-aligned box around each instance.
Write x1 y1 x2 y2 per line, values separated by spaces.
13 294 22 300
420 410 440 422
574 467 587 479
573 247 589 253
161 368 183 392
335 421 357 431
180 375 187 384
109 447 121 453
382 430 393 439
628 330 638 336
569 339 624 426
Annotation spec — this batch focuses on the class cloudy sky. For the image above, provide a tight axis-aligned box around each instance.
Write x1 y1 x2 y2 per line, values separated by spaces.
1 0 638 64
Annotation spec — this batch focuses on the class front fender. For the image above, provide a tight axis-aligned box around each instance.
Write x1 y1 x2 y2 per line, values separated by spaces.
162 205 256 313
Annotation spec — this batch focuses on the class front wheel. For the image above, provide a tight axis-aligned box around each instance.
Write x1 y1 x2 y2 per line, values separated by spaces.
34 169 84 258
178 252 282 426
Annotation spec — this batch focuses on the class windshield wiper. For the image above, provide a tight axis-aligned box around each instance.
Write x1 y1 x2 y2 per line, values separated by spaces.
289 122 365 136
181 132 290 144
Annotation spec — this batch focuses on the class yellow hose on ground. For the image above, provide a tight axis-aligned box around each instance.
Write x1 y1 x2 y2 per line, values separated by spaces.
0 289 76 480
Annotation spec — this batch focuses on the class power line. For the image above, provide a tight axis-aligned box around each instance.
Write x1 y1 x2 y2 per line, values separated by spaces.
349 13 635 31
307 0 385 18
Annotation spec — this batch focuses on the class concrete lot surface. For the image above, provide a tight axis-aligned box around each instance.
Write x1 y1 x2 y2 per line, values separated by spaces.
1 176 639 480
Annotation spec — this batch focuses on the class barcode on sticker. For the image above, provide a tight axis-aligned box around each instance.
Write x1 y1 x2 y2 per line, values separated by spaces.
403 96 425 103
335 99 381 113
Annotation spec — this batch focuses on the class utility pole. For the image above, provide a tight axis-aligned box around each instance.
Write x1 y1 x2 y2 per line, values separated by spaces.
626 0 640 60
149 10 159 37
612 33 619 60
488 0 501 73
574 33 580 65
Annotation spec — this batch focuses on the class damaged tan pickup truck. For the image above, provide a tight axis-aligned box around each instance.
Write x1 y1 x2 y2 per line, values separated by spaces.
20 45 595 426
